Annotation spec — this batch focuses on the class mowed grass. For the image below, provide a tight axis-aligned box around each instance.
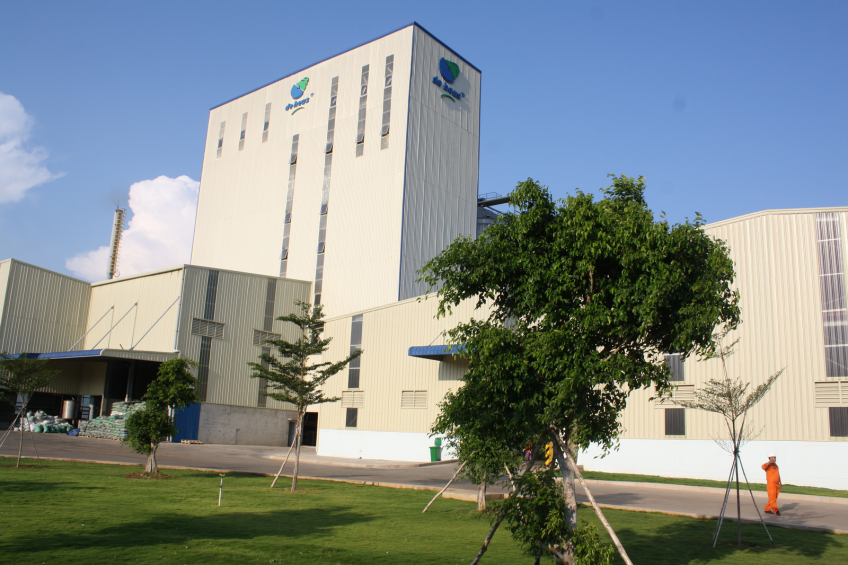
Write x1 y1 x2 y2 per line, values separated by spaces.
581 470 848 498
0 458 845 565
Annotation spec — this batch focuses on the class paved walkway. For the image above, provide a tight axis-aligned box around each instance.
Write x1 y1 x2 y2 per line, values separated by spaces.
2 433 847 534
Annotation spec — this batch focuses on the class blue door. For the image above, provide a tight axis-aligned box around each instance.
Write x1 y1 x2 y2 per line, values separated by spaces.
172 402 201 442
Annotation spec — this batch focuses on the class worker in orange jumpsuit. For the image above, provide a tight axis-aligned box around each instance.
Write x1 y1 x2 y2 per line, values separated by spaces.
762 452 782 516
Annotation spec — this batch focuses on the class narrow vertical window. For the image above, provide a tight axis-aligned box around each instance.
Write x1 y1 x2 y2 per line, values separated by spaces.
348 314 363 388
665 408 685 436
381 55 393 150
314 77 338 305
258 278 277 407
345 407 358 428
262 103 272 143
216 121 226 159
664 354 684 382
279 134 299 278
197 269 220 402
238 113 248 151
816 213 848 378
355 64 369 157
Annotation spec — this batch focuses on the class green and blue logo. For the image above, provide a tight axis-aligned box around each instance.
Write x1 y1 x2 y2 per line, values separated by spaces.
286 77 312 115
432 58 466 102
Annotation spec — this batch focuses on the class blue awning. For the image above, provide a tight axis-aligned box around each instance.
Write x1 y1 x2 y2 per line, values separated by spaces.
3 349 178 363
408 344 466 361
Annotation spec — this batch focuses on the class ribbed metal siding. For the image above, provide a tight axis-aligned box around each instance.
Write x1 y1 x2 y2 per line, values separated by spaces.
0 259 90 354
39 360 107 395
190 28 414 319
83 268 183 352
398 27 481 301
317 294 489 434
618 209 848 443
176 266 310 411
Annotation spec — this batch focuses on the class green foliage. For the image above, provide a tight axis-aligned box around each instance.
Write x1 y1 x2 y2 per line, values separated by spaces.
248 301 361 411
0 352 62 401
572 524 616 565
124 407 173 457
143 358 201 412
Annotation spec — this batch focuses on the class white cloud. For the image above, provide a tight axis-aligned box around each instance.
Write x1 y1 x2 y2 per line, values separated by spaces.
66 175 199 282
0 91 63 203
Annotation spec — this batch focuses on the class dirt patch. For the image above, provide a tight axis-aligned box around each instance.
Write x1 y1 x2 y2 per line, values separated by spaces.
125 472 173 480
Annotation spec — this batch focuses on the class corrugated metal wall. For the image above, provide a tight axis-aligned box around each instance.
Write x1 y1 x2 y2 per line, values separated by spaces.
619 209 848 442
398 27 481 301
40 360 106 396
0 259 90 354
190 26 415 319
83 267 184 352
176 266 311 411
317 294 490 434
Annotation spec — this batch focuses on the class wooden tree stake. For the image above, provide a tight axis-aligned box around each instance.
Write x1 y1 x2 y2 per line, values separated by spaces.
270 441 296 489
422 459 467 513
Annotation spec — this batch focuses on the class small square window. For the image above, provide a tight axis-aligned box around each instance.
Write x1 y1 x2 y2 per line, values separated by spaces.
348 368 360 389
325 142 333 154
361 85 368 96
665 408 685 436
346 407 358 428
385 75 392 87
330 96 337 107
280 248 288 260
356 144 364 157
317 241 325 253
381 124 390 136
313 293 321 306
284 213 291 224
356 132 364 144
320 204 328 215
830 407 848 437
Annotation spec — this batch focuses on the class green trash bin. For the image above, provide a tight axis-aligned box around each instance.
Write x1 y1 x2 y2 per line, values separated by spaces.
429 446 442 462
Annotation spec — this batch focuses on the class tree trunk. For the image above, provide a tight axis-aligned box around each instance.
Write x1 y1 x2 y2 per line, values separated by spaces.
146 442 158 474
290 411 303 493
16 420 24 468
552 435 577 565
477 483 488 512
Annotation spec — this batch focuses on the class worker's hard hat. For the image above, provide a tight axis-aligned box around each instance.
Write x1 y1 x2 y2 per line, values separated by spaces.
767 452 776 458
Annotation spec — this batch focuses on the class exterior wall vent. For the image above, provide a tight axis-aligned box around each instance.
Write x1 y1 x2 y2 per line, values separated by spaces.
191 318 225 340
401 390 427 409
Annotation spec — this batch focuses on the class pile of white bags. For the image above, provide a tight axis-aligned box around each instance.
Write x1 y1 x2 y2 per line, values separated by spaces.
14 410 74 433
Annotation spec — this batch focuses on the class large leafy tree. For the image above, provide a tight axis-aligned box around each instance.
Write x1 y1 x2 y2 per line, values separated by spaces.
248 301 361 492
124 358 199 474
0 353 61 467
424 177 740 563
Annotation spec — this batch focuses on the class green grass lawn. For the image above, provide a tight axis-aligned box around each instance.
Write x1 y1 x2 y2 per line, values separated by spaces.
1 457 845 565
581 470 848 498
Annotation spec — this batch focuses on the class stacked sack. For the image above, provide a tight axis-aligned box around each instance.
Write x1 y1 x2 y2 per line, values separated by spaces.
14 410 74 434
79 401 146 440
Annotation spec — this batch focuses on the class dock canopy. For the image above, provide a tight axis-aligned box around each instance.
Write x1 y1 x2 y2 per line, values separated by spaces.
5 349 179 363
407 345 466 361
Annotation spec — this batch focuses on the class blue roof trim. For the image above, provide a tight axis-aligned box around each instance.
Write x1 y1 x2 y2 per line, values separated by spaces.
211 22 480 111
37 350 105 359
408 344 466 361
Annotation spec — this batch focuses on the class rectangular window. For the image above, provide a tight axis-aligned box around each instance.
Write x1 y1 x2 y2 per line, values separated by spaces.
816 213 848 378
381 55 393 150
356 64 369 157
238 112 248 151
191 318 225 340
664 354 685 382
830 407 848 437
279 135 299 277
345 407 358 428
204 270 219 320
197 336 211 402
216 121 225 158
401 390 427 409
257 346 270 408
262 103 271 143
665 408 685 436
314 79 337 305
348 314 363 388
263 278 276 331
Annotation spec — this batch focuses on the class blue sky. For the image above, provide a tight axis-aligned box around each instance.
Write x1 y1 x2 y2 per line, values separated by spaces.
0 1 845 280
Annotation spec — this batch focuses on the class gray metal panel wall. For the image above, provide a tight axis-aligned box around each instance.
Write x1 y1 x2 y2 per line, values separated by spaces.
176 266 311 411
398 27 481 301
0 259 90 354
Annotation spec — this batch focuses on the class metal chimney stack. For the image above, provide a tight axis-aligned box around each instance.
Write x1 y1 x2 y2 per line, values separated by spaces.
107 207 126 280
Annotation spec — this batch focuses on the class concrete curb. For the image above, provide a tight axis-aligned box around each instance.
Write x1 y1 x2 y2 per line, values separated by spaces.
583 479 848 506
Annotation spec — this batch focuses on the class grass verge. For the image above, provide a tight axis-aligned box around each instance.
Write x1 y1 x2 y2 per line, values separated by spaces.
581 470 848 498
1 457 845 564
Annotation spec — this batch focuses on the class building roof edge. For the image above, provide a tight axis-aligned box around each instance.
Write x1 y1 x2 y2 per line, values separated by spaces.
704 206 848 230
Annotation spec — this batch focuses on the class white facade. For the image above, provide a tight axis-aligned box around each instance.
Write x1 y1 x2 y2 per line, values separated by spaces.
190 24 481 318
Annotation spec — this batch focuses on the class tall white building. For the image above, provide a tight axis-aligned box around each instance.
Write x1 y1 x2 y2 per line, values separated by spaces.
191 23 482 317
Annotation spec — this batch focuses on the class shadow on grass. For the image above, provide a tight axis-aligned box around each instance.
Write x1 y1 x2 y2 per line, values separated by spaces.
0 477 102 493
612 515 844 565
3 507 375 554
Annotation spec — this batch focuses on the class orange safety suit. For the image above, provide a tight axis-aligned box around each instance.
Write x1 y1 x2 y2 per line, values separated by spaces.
762 462 782 513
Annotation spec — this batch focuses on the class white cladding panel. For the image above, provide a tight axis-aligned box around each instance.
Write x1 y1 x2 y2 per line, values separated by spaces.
316 294 490 435
84 267 184 352
618 209 848 443
399 27 481 300
190 27 415 318
175 266 310 410
0 259 90 354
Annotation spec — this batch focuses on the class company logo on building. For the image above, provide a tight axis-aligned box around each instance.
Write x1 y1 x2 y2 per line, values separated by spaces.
432 57 465 102
286 77 313 114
